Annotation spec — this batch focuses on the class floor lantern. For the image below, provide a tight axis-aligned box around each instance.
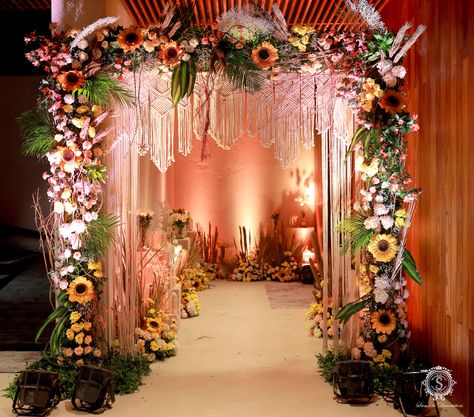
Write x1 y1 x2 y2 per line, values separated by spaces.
71 365 115 413
12 370 60 416
333 360 374 403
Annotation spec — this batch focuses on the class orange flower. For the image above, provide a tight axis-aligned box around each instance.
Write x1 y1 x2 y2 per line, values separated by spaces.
379 89 407 114
57 70 85 91
159 41 182 65
117 26 144 52
371 309 397 335
251 41 278 69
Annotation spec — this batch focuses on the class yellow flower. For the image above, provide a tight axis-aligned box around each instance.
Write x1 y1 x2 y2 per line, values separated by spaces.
359 158 379 177
382 349 392 359
91 105 103 118
378 334 388 343
150 340 159 351
67 277 95 304
88 126 96 138
66 328 75 340
368 234 399 262
87 261 102 271
369 265 379 274
395 217 405 227
76 105 89 114
146 318 162 332
149 308 156 315
62 104 73 113
371 309 397 335
70 322 84 332
93 269 103 278
395 208 407 218
373 354 386 363
70 311 82 323
75 332 84 344
117 26 144 52
251 41 279 70
83 322 92 331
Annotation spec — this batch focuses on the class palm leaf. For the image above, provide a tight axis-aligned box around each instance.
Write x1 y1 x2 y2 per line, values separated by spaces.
221 50 265 92
335 294 372 324
83 214 120 258
402 248 422 285
35 301 69 344
17 108 55 158
337 213 374 252
74 72 133 107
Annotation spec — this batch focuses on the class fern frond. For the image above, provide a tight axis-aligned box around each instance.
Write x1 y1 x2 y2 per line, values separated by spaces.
83 214 120 258
74 72 133 107
337 213 374 252
222 50 266 92
17 108 55 158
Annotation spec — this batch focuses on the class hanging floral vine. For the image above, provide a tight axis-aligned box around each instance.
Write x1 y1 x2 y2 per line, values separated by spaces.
19 0 424 371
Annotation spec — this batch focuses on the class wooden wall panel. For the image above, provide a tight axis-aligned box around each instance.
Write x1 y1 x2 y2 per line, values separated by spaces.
382 1 473 415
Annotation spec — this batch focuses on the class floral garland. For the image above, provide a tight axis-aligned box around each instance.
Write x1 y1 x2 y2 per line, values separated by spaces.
20 3 423 367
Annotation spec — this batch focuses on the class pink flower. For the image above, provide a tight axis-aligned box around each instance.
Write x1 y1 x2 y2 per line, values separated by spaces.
363 342 376 358
351 347 361 360
379 215 394 229
391 65 406 78
355 336 365 348
374 203 389 215
74 346 84 356
364 216 380 230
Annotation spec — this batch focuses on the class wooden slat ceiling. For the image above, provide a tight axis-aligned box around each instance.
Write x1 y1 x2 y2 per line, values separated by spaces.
0 0 50 10
120 0 391 31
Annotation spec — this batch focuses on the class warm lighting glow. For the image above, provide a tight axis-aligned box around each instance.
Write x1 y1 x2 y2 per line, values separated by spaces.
302 248 315 265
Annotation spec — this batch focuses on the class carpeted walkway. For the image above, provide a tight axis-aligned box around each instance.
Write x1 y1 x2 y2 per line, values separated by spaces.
264 281 315 309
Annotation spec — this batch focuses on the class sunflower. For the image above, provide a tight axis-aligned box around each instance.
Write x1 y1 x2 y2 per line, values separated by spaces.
275 268 290 282
146 317 162 332
57 70 85 91
371 309 397 334
251 41 279 70
367 234 399 262
117 26 144 52
159 41 182 65
67 276 95 304
379 89 407 114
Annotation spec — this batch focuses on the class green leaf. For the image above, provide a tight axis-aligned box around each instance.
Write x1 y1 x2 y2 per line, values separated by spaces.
83 164 107 182
17 108 55 158
74 72 133 107
337 213 374 253
221 49 265 92
402 248 422 285
335 295 371 324
83 214 120 258
171 62 184 106
35 303 69 343
345 127 369 158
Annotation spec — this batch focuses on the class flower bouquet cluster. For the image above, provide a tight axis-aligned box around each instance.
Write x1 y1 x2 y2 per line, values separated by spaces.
138 209 154 247
178 265 209 318
180 288 201 319
306 298 337 338
135 301 177 362
170 208 190 237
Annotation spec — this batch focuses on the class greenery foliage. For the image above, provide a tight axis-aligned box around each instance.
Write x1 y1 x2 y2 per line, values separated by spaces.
83 214 120 258
316 349 348 382
3 354 152 400
17 107 55 158
337 212 374 253
74 72 133 107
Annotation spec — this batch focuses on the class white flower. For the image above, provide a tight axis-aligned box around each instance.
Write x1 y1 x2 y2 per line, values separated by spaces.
181 53 190 62
376 58 393 75
189 37 199 48
374 287 389 304
381 181 390 189
77 39 89 50
64 249 72 259
380 215 394 229
375 195 384 203
78 51 89 61
59 280 69 290
71 219 86 234
364 216 380 230
403 289 410 299
64 94 75 104
374 203 389 215
391 65 406 78
54 201 65 214
73 251 82 260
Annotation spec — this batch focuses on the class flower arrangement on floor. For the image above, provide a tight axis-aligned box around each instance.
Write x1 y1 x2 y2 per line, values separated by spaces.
18 0 424 378
135 299 177 362
178 265 208 318
306 298 336 338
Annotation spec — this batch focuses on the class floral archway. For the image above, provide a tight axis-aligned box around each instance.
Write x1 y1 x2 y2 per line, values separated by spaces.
20 0 424 381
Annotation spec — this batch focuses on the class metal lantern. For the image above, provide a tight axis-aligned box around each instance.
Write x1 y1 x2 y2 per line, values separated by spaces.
71 365 115 413
333 360 374 403
393 370 440 416
12 370 60 416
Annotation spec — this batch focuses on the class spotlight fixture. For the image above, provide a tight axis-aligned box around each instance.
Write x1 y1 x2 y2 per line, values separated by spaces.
71 365 115 413
12 370 60 416
333 360 374 403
